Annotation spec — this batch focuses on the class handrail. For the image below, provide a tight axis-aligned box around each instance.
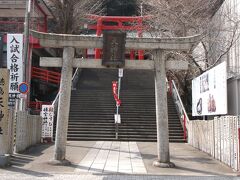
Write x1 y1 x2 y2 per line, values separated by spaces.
72 68 80 81
51 68 81 132
51 68 80 108
171 80 190 141
71 68 81 90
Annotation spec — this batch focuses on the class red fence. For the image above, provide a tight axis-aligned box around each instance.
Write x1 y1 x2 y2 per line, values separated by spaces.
29 101 51 111
32 67 61 85
0 20 46 33
0 20 46 48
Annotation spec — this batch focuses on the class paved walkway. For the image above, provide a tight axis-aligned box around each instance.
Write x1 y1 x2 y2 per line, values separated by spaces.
75 141 146 174
0 141 239 179
0 173 239 180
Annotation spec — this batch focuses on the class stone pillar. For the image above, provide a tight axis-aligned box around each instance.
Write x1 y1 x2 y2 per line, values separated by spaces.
0 69 10 167
53 47 74 163
153 50 175 168
7 109 14 154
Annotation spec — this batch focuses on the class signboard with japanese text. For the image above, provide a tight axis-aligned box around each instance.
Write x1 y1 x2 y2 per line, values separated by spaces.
102 31 126 68
41 105 54 138
7 34 23 106
0 69 9 155
192 62 227 116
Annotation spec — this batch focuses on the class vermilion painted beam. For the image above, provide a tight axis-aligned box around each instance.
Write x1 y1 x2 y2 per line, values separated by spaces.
88 25 146 31
87 14 151 21
95 19 102 59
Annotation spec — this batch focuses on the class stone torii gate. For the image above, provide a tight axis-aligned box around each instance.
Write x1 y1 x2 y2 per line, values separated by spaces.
31 30 201 168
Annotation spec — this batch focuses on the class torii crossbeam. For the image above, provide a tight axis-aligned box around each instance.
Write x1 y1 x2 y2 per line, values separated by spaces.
31 30 201 168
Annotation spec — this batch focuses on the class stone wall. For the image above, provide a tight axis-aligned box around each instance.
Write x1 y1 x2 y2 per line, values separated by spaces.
15 111 42 153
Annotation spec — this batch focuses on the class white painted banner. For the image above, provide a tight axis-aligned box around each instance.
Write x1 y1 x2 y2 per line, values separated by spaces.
41 105 54 138
0 69 9 155
7 34 23 106
192 62 227 116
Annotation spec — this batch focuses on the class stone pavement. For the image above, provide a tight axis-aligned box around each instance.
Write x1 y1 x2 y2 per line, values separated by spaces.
75 141 146 174
0 173 240 180
0 141 239 180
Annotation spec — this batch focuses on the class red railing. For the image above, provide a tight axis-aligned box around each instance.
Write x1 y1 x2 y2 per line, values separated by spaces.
0 21 24 33
29 101 51 111
86 15 151 60
0 20 46 48
32 67 61 85
0 20 46 33
169 80 189 142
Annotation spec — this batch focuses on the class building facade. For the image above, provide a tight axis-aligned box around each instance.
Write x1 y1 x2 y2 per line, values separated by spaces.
206 0 240 115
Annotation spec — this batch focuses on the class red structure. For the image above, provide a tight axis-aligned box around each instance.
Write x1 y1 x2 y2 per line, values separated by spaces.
32 67 61 85
0 0 54 111
87 15 150 60
1 21 45 49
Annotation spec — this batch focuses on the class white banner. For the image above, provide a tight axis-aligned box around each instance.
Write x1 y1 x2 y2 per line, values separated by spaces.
41 105 54 138
192 62 227 116
7 34 23 106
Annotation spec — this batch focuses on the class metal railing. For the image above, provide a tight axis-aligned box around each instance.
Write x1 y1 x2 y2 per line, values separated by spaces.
170 80 190 141
52 68 81 116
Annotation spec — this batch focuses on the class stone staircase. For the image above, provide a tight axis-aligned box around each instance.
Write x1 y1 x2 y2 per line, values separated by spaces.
66 69 185 142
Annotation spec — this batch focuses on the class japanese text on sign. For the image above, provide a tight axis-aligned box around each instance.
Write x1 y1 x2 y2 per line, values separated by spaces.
41 105 54 138
112 81 121 106
102 32 126 68
7 34 23 106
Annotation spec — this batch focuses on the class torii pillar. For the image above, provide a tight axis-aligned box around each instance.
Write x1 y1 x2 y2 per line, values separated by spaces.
54 47 74 162
31 30 201 167
153 50 174 167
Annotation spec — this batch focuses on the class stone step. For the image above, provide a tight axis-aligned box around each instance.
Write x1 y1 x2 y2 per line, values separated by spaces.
64 68 185 142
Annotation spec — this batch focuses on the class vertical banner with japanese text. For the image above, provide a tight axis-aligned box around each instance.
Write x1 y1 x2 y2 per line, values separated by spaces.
0 69 9 155
112 81 121 106
41 105 54 138
7 34 23 106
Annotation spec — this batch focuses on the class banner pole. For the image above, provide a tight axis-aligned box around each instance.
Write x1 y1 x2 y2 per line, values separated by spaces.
116 69 122 139
22 0 31 111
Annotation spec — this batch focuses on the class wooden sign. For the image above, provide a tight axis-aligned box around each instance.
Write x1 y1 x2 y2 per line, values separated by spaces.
102 31 126 68
0 69 9 155
41 105 54 138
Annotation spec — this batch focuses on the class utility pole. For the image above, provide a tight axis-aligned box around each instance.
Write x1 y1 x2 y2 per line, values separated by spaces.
22 0 31 110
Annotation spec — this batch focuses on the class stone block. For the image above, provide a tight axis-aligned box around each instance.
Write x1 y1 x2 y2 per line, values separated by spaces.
0 154 10 168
